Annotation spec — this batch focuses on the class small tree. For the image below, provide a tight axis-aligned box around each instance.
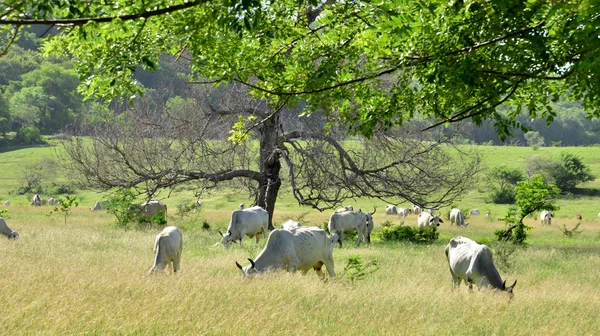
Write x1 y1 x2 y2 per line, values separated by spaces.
551 153 594 192
524 131 545 149
495 175 560 244
105 188 141 228
47 195 79 224
486 166 524 204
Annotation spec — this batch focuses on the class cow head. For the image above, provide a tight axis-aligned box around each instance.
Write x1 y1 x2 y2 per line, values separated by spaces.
503 279 517 299
429 216 443 226
9 231 19 239
235 258 258 277
218 229 237 249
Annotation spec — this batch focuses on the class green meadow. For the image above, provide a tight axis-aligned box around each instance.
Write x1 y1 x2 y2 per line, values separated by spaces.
1 143 600 334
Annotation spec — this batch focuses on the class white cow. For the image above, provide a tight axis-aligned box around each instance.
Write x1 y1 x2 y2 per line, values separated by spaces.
0 218 19 239
148 226 183 274
412 205 423 215
598 212 600 220
540 210 552 226
47 198 59 206
4 200 9 206
280 220 301 231
335 205 354 213
31 194 41 206
417 212 443 228
91 201 103 211
486 211 491 218
397 208 411 222
469 209 480 216
239 203 245 210
385 204 398 215
139 200 167 221
235 227 338 279
449 208 468 227
445 236 517 297
328 208 375 248
219 205 269 248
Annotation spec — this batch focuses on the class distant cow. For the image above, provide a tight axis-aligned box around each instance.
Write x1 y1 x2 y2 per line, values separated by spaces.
148 226 183 274
328 208 375 248
397 208 411 222
417 212 443 228
540 210 552 226
449 208 468 227
3 200 9 206
219 205 269 248
412 205 423 215
0 218 19 239
486 211 491 218
236 227 338 279
91 201 103 211
139 200 168 221
281 220 301 231
335 205 354 213
31 194 41 206
445 236 517 297
429 208 435 215
576 214 582 220
469 209 480 216
47 198 59 206
385 205 398 215
239 203 245 210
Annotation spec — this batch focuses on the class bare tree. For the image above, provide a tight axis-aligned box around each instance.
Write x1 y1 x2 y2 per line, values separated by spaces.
60 84 480 229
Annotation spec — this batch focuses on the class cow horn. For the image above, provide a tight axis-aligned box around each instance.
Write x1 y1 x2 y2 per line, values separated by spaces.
502 280 506 290
248 258 256 269
371 207 376 214
510 279 517 288
218 230 224 237
235 261 243 271
227 230 232 236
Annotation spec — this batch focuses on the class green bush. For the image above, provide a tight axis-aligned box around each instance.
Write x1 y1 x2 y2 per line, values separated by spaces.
380 225 438 244
13 126 43 144
105 187 141 229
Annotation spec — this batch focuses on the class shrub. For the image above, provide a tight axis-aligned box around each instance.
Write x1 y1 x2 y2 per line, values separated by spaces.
559 223 582 238
47 183 76 195
486 166 524 204
13 126 43 145
46 195 79 224
341 256 378 282
526 153 594 192
380 225 438 244
105 187 141 229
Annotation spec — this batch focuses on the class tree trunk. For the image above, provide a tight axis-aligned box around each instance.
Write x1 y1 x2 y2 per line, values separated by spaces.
255 112 282 230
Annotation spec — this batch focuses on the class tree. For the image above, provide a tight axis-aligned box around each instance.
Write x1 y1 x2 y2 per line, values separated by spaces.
523 131 545 148
527 153 595 192
59 84 480 229
486 166 524 204
0 92 9 136
1 1 598 139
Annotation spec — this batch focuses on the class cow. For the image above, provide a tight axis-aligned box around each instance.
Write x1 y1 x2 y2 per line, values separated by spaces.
576 214 582 220
445 236 517 297
219 205 269 248
235 227 338 279
335 205 354 213
417 212 443 228
0 218 19 239
469 209 480 216
3 200 9 206
486 211 491 218
31 194 41 206
429 207 435 215
385 204 398 215
328 208 375 248
148 226 183 274
239 203 245 210
281 220 301 231
47 198 59 206
139 200 168 221
412 205 423 215
397 208 411 222
449 208 468 227
91 201 103 211
540 210 552 226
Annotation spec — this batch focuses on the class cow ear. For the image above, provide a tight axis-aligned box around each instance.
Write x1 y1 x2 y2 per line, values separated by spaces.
438 218 444 223
235 261 243 271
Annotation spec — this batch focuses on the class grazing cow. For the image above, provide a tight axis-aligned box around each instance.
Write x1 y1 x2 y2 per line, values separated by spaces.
281 220 301 231
469 209 480 216
576 214 582 220
47 198 59 206
3 200 9 206
417 212 443 228
412 205 423 215
235 227 338 279
139 200 168 221
91 201 103 211
540 210 552 226
335 205 354 213
0 218 19 239
445 236 517 297
328 208 375 247
449 208 468 227
31 194 41 206
219 206 269 248
486 211 491 218
397 208 411 222
148 226 183 274
239 203 245 210
385 204 398 215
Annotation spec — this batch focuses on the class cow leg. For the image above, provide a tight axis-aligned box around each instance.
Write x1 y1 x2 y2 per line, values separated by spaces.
338 232 344 248
173 253 181 273
450 270 461 289
324 257 336 278
356 229 363 248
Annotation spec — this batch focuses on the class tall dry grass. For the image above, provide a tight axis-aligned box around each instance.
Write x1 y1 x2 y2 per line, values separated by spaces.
1 207 600 334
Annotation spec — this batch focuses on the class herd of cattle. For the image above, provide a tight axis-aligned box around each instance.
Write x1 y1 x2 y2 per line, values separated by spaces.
5 194 600 297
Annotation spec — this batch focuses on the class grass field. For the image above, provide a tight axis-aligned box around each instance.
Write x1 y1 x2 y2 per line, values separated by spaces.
1 143 600 334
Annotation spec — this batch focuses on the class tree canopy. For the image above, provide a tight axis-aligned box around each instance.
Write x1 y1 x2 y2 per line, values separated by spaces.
1 0 598 138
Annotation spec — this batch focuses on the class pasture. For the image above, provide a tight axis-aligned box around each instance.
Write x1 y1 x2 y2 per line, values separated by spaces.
2 143 600 334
